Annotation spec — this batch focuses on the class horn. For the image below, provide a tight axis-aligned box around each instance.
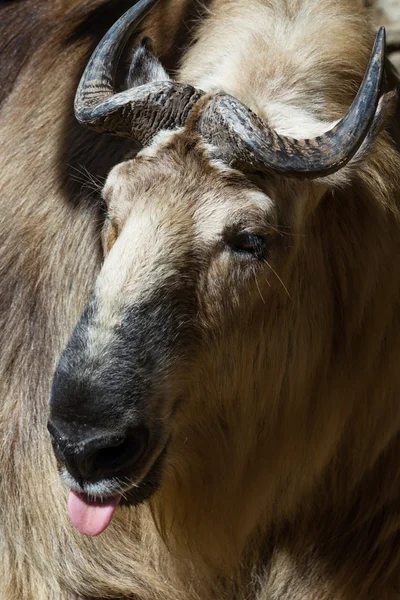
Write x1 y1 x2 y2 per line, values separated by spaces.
76 5 389 179
74 0 204 145
196 27 389 178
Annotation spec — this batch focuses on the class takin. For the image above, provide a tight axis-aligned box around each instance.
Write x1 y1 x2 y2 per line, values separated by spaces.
1 0 400 599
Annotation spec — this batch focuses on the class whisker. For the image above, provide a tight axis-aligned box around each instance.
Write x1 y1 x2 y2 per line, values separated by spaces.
263 259 291 299
68 164 105 197
267 222 306 238
255 273 266 304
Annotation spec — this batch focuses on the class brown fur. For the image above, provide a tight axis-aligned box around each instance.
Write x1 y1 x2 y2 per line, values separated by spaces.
1 1 400 599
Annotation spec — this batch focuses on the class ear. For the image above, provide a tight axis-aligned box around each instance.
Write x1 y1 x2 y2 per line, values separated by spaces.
127 37 170 88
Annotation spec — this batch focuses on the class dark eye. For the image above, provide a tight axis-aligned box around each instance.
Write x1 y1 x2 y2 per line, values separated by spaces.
228 233 271 260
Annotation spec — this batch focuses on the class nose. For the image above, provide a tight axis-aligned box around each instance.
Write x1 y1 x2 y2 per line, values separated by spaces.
47 420 149 481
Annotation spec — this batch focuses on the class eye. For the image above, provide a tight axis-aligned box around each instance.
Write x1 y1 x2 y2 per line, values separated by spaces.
228 233 272 260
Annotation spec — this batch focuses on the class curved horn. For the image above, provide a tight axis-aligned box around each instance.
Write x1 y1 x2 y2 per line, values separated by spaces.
74 0 204 145
197 28 389 178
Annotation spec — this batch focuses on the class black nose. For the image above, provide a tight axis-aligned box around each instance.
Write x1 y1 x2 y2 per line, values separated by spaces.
47 420 149 481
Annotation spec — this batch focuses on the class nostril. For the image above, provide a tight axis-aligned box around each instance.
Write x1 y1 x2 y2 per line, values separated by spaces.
47 422 150 481
90 429 148 474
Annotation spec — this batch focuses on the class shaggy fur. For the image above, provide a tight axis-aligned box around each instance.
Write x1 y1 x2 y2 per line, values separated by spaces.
1 1 400 599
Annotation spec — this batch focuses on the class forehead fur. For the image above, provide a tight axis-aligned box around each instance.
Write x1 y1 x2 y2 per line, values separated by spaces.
103 126 279 237
108 128 260 190
102 127 319 242
103 128 278 215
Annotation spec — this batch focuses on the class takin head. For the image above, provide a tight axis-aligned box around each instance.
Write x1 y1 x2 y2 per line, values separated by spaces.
48 0 393 536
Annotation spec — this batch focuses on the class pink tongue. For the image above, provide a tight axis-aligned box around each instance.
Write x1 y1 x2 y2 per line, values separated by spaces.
68 490 120 536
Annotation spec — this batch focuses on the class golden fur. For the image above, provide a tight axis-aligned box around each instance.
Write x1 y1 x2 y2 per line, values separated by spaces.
1 1 400 599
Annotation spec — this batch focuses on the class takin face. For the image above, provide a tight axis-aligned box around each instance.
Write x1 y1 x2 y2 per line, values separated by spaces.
48 0 392 536
48 128 307 536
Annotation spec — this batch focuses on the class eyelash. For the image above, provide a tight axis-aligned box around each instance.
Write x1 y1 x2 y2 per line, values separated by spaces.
227 233 272 260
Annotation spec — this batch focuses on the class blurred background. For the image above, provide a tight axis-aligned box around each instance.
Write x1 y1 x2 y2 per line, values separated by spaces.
370 0 400 68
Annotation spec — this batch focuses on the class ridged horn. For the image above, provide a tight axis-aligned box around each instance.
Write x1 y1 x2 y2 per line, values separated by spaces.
75 5 389 179
74 0 204 145
196 27 389 178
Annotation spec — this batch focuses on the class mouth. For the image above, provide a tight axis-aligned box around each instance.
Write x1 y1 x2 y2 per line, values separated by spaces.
63 442 169 536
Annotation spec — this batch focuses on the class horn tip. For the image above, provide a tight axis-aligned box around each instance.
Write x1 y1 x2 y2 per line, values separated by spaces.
376 26 386 50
